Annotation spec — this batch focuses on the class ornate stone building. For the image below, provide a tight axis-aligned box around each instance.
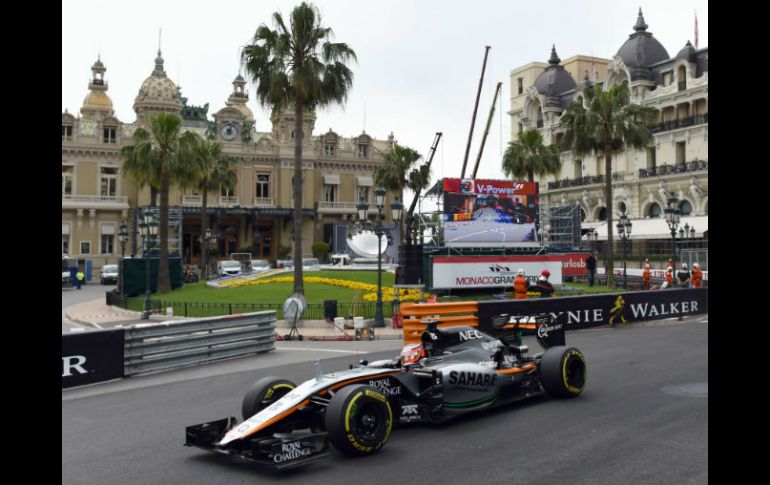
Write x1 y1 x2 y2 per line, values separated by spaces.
62 51 397 274
508 9 708 255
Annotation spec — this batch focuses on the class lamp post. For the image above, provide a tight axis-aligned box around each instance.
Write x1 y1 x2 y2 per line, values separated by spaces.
140 208 158 320
202 228 217 280
616 213 632 289
118 221 128 259
357 186 403 327
663 196 682 269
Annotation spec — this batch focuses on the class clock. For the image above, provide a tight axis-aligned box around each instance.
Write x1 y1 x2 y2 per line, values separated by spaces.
220 122 239 141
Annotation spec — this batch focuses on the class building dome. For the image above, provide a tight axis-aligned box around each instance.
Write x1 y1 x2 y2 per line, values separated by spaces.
616 9 669 78
80 56 114 119
82 91 113 110
134 50 182 115
675 41 697 62
533 46 577 106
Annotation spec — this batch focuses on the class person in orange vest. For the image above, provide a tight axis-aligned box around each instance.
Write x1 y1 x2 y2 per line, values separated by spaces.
513 268 530 299
642 262 651 290
664 266 674 288
691 263 703 288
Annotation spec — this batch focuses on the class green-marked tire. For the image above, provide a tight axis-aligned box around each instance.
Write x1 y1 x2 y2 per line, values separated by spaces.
325 384 392 456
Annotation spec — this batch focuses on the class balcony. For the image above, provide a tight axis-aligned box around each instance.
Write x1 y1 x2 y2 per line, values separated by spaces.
218 196 240 207
181 195 242 208
316 201 379 215
638 160 708 179
253 197 275 208
62 195 129 209
648 113 708 134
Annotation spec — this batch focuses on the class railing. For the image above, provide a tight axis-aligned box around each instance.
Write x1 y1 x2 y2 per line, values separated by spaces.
61 195 129 207
639 160 707 178
648 113 708 134
317 201 358 211
122 311 276 376
547 175 605 190
181 195 202 206
253 197 275 208
218 196 240 207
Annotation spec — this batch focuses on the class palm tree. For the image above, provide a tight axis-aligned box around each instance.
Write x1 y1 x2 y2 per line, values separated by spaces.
242 1 357 295
119 112 185 294
501 128 562 182
190 139 237 281
374 143 424 243
561 82 655 288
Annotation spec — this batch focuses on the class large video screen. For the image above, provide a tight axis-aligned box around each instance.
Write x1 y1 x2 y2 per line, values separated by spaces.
442 178 540 247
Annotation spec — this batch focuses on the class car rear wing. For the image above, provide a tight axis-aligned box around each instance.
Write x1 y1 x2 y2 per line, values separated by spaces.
490 313 565 349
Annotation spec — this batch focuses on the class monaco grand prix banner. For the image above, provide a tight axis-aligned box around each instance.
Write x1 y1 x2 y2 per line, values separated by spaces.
476 288 708 332
442 178 540 248
62 328 124 388
432 255 564 289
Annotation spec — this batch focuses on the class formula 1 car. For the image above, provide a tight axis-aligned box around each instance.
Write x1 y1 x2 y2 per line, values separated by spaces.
185 315 587 470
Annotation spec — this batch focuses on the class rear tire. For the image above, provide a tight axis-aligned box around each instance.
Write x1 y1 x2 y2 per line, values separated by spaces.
241 377 296 420
325 384 393 456
539 346 587 398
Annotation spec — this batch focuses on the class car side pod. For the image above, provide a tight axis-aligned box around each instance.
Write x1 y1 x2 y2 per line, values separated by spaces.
185 417 330 470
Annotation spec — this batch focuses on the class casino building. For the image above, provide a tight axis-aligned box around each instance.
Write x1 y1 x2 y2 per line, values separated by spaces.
62 50 398 275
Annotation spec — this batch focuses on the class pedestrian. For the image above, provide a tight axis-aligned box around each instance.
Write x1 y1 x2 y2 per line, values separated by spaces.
691 263 703 288
532 270 555 298
664 266 674 289
642 262 651 290
677 263 691 287
586 251 597 287
75 270 85 290
513 268 529 299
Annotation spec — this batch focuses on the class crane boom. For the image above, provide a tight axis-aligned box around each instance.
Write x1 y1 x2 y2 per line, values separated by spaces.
471 81 503 179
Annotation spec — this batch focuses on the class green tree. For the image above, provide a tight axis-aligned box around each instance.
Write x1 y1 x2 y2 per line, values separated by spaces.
242 1 356 295
374 143 424 242
561 83 655 288
501 128 562 182
177 136 237 280
119 112 187 294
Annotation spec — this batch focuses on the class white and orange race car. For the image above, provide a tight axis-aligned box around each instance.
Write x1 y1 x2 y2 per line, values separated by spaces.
185 316 587 470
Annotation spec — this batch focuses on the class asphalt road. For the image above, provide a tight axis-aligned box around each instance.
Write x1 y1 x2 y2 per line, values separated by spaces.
62 319 707 485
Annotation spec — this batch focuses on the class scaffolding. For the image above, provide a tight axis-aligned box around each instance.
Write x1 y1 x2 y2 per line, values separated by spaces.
538 203 582 251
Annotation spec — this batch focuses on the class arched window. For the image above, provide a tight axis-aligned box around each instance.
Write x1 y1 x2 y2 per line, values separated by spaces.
618 202 626 215
598 207 607 221
580 208 586 222
648 203 661 218
679 200 692 215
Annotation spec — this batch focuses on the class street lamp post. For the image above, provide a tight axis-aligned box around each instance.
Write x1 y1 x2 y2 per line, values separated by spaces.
357 186 402 327
663 196 682 269
140 208 158 320
118 221 128 259
616 213 632 289
203 228 217 280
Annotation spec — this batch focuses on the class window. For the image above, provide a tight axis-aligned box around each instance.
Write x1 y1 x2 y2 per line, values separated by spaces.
62 166 73 195
574 159 583 179
517 77 523 95
221 186 233 197
676 141 686 164
62 235 70 255
291 130 304 141
358 186 369 203
646 147 656 169
100 167 117 197
679 200 693 215
101 234 115 254
648 203 661 218
357 143 368 158
598 207 607 221
324 142 335 156
103 126 117 144
596 156 604 176
80 241 91 255
324 184 337 202
62 125 73 141
256 174 270 198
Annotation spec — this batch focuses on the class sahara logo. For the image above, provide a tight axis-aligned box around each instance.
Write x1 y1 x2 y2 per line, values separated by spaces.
62 355 88 377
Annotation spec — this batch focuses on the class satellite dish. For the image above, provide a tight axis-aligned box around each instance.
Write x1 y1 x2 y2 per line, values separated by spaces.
347 230 388 258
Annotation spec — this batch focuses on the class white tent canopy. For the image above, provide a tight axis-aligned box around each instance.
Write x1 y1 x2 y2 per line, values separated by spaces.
584 216 708 240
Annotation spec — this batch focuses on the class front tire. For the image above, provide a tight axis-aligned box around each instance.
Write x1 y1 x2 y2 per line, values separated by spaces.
241 377 296 420
539 346 587 398
325 384 393 456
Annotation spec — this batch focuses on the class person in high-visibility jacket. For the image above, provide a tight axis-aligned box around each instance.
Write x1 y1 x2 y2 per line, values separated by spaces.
513 268 530 299
691 263 703 288
642 263 651 290
664 266 674 288
75 271 85 290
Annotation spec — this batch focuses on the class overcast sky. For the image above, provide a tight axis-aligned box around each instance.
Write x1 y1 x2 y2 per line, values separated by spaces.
62 0 707 194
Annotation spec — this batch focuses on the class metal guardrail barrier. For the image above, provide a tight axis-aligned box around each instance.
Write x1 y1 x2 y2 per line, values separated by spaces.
123 311 276 376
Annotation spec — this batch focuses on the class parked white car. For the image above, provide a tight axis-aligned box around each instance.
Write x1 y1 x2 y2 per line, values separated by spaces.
100 264 119 285
252 259 271 272
302 258 321 271
217 260 242 277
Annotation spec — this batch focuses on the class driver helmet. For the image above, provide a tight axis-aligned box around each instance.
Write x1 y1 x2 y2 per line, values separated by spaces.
400 343 425 365
517 268 525 276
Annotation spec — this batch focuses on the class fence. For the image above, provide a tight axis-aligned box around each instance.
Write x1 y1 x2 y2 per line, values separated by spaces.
108 291 395 320
123 311 276 376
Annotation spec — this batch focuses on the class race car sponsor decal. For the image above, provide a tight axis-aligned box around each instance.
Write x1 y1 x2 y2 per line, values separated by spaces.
458 329 484 341
537 322 563 338
368 377 402 396
448 371 495 388
477 361 497 368
272 440 313 463
481 340 503 352
398 403 423 423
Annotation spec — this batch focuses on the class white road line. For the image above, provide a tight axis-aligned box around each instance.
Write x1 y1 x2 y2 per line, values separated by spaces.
274 347 367 354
